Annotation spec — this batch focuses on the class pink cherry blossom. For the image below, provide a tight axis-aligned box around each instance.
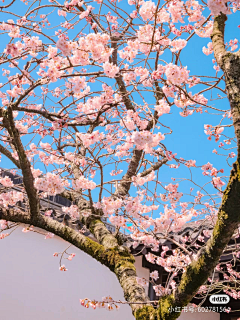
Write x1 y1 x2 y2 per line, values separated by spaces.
0 176 14 187
73 176 96 190
139 1 156 21
35 173 69 196
155 100 171 116
59 265 68 271
102 62 119 78
150 270 159 281
212 177 225 189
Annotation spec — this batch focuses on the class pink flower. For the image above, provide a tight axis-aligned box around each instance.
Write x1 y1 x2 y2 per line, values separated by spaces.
102 62 119 78
109 215 126 227
165 63 189 85
155 100 170 116
170 39 187 52
77 130 105 147
168 1 184 23
56 35 72 56
80 299 85 306
59 265 68 271
73 176 96 190
45 232 54 239
202 42 213 55
58 10 67 17
0 191 24 208
139 1 156 20
153 284 167 297
45 210 53 216
202 162 213 172
0 233 9 239
185 160 196 168
40 142 51 149
212 177 225 189
34 172 68 196
68 253 76 261
229 152 236 158
47 45 58 58
0 176 14 187
150 270 159 281
207 0 230 16
0 220 8 229
4 43 19 57
145 252 156 264
136 277 148 287
22 226 33 233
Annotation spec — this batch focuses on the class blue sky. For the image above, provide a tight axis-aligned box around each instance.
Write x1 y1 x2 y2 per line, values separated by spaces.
0 0 239 227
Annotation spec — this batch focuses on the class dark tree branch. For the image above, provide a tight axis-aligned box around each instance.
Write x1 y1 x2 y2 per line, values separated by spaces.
2 107 40 220
140 158 168 178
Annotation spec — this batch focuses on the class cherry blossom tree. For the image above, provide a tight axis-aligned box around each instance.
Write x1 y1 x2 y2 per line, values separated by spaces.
0 0 240 319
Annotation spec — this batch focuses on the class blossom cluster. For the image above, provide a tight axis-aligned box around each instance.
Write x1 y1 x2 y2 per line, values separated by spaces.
165 63 189 86
154 100 171 117
132 171 156 186
139 0 156 21
34 172 69 196
131 131 165 153
80 297 119 311
0 176 14 187
207 0 230 16
73 176 96 190
62 205 79 219
77 130 105 147
0 191 24 208
204 125 224 142
102 62 119 78
99 197 123 215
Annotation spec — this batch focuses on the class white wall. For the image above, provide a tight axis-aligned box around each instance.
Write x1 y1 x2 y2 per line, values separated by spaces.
134 255 150 294
0 225 135 320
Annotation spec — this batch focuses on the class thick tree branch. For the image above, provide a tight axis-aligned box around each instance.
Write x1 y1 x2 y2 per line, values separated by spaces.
60 190 120 249
115 149 143 198
211 13 227 67
0 206 150 316
3 107 40 220
140 158 168 178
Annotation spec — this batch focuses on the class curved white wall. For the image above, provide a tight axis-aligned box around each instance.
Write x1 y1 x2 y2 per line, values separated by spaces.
0 226 134 320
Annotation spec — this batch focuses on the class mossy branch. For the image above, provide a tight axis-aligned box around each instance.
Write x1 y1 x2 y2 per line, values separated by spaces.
0 206 150 316
60 190 120 249
151 163 240 320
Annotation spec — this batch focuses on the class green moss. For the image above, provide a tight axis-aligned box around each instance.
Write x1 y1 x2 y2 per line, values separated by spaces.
135 306 158 320
88 218 120 249
155 295 186 320
222 52 233 63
